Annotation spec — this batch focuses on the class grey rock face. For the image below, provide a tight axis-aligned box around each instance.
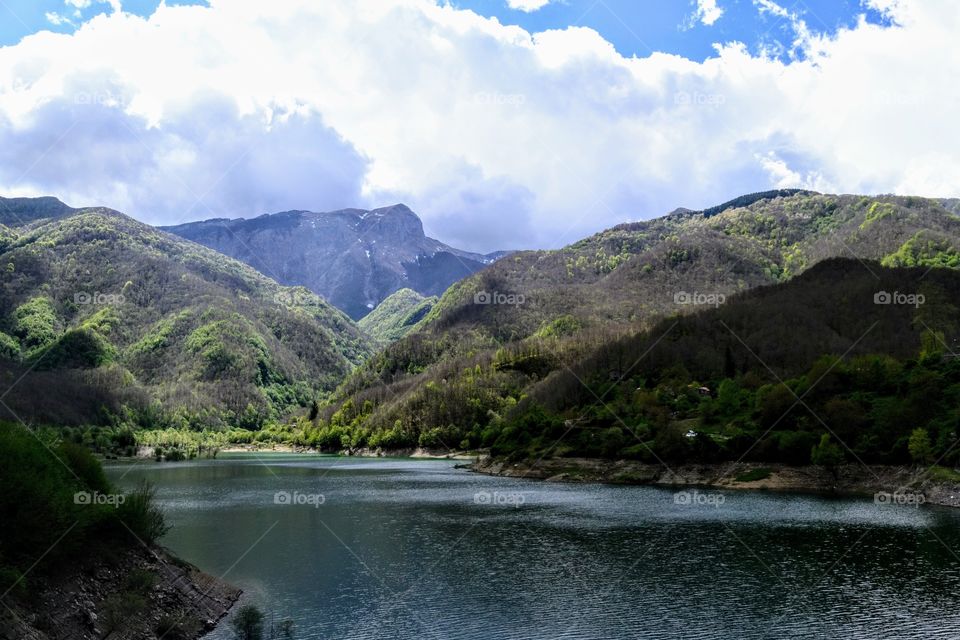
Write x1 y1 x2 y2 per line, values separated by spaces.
164 204 503 319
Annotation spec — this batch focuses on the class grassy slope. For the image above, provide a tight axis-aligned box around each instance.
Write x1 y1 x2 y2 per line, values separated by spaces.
357 287 437 343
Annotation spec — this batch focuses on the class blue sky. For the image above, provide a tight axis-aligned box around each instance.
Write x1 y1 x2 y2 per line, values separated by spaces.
0 1 954 252
452 0 892 61
0 0 207 46
3 0 890 61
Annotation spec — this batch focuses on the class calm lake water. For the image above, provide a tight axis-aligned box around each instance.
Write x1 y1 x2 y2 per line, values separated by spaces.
107 454 960 640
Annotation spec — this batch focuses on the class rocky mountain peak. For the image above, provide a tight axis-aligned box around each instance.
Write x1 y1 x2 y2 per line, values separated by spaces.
163 203 502 320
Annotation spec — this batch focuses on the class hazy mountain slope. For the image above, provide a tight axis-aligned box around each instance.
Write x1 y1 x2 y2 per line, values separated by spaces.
357 288 437 344
316 192 960 449
0 195 75 226
163 204 503 319
0 208 372 428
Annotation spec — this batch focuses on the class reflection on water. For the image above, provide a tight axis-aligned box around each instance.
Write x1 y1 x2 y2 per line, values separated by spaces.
107 454 960 640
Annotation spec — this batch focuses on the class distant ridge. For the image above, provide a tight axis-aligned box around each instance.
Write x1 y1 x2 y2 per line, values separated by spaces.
163 204 506 319
0 196 75 226
699 189 817 218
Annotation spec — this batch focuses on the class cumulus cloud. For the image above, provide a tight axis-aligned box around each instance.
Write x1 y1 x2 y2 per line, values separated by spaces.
506 0 554 12
693 0 724 26
45 12 73 26
0 0 958 252
507 0 553 13
0 89 367 227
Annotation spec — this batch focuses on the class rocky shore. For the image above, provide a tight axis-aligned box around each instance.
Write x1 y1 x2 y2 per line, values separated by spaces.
470 457 960 508
1 545 240 640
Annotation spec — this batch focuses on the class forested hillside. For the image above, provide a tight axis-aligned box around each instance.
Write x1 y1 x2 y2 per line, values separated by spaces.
357 288 437 344
0 205 371 430
312 193 960 456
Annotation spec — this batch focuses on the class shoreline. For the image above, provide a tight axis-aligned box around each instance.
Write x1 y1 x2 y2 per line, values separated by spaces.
469 457 960 508
128 446 960 509
159 443 476 460
2 546 240 640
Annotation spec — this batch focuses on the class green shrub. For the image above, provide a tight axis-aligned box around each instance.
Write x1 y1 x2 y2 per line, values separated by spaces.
13 297 58 353
0 331 20 360
116 481 169 545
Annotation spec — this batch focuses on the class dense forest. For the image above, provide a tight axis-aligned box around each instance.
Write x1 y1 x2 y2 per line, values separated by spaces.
4 192 960 469
303 194 960 459
269 259 958 470
0 207 371 431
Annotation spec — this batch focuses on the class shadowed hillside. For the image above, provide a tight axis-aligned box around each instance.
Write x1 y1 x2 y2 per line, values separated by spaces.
313 193 960 454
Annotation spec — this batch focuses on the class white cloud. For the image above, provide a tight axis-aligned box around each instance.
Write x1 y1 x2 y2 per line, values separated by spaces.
506 0 553 13
64 0 121 17
694 0 724 26
0 0 958 252
754 0 790 19
45 12 73 26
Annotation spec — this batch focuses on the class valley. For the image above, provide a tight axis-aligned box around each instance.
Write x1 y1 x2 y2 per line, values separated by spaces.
2 4 957 638
3 189 960 639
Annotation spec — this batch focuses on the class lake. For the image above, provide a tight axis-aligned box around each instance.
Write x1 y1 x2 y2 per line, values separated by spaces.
106 454 960 639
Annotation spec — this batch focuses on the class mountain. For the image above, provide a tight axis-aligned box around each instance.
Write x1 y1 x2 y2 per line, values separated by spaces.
0 195 75 226
0 207 371 428
162 204 504 320
410 192 960 344
357 288 437 344
314 192 960 451
487 257 960 465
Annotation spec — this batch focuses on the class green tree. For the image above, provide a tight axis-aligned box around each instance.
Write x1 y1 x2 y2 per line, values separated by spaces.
919 329 945 363
231 605 265 640
810 434 844 468
908 428 934 465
